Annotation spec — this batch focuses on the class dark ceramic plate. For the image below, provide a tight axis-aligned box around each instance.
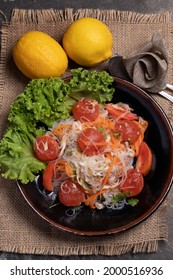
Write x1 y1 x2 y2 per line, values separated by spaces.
17 77 173 236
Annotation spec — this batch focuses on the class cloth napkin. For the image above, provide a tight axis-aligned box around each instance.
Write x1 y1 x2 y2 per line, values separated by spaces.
109 31 169 93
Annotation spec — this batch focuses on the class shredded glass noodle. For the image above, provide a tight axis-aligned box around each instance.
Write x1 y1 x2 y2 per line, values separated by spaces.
44 101 148 210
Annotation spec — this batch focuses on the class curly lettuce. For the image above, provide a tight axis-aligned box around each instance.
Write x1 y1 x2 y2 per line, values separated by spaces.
68 68 114 103
8 77 71 129
0 126 46 184
0 68 114 184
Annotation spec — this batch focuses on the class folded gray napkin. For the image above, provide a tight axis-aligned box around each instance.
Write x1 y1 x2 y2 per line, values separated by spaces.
122 31 169 92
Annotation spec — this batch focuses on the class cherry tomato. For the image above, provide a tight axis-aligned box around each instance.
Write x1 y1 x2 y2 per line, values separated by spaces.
58 179 85 206
72 98 100 122
114 120 141 144
120 169 144 197
106 103 138 120
34 135 60 161
77 127 106 156
136 141 152 176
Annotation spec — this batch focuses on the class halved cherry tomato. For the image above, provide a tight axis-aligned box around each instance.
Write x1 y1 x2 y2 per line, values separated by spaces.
42 161 55 192
136 141 152 176
120 169 144 197
34 135 60 161
58 179 85 206
77 127 106 156
72 98 100 122
114 120 141 144
106 103 138 120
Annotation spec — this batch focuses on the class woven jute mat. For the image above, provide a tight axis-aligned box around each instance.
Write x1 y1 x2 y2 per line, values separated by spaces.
0 8 172 256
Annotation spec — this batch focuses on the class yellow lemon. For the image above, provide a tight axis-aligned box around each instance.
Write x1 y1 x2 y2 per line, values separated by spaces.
62 17 113 67
13 31 68 79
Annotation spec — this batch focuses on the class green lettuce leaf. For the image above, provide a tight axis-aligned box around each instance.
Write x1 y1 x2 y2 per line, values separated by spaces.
8 77 71 129
0 126 46 184
68 68 114 103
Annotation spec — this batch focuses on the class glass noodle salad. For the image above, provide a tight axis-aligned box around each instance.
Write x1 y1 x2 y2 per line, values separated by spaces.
34 98 152 210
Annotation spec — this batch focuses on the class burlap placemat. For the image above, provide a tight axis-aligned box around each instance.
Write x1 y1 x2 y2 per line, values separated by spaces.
0 8 172 256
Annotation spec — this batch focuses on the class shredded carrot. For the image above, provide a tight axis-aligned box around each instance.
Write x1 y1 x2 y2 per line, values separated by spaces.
104 152 112 160
82 115 116 131
81 114 102 129
97 117 116 130
84 189 108 209
109 131 121 150
64 162 74 177
55 159 73 177
52 124 72 137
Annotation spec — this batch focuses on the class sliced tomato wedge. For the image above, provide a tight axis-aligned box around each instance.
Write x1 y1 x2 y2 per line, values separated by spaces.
34 135 60 162
136 141 152 176
72 98 100 122
42 161 55 192
58 179 85 207
106 103 138 120
120 169 144 197
77 127 106 156
114 120 141 145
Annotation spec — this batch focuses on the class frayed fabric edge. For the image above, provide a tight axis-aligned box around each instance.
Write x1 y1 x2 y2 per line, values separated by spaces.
0 25 8 137
10 8 172 25
0 240 167 257
158 199 169 240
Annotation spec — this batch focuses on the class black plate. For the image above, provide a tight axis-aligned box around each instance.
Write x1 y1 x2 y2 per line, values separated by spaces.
17 77 173 236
